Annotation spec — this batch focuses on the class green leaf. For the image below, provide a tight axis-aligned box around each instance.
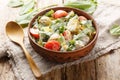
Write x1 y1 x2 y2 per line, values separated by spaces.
45 10 54 17
7 0 24 8
64 0 98 14
110 24 120 36
16 9 39 27
64 1 91 10
80 20 95 35
19 0 36 15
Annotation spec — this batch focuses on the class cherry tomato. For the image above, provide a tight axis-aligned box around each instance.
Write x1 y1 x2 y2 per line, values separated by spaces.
30 28 39 39
53 10 68 18
44 40 60 51
62 30 72 40
78 16 87 21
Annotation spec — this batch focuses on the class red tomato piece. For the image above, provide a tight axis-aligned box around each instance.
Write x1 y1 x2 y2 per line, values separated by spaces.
62 30 72 40
44 40 60 51
53 10 68 18
78 16 87 21
30 28 39 39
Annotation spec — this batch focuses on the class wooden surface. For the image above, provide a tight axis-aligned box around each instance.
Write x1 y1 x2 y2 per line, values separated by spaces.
0 0 120 80
1 49 120 80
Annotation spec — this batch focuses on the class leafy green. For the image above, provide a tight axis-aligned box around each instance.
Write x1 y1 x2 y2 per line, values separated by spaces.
16 9 39 27
45 10 54 17
19 0 36 15
64 0 98 14
80 20 95 34
58 35 66 44
65 11 75 19
73 32 86 40
7 0 24 8
110 24 120 36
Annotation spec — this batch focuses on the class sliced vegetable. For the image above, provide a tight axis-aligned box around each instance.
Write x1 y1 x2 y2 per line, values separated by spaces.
67 16 79 33
44 40 60 51
65 11 75 19
53 10 68 18
63 30 72 40
45 10 54 17
7 0 24 8
78 16 87 21
49 33 60 40
75 40 85 49
110 24 120 36
30 28 39 39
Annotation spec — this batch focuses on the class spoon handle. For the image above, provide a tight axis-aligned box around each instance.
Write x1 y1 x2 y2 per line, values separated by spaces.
20 43 41 78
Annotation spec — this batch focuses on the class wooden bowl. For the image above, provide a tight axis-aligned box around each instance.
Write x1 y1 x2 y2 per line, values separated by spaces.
28 7 98 63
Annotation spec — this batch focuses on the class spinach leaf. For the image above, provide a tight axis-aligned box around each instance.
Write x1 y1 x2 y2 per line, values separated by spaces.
7 0 24 8
16 9 39 27
19 0 36 15
110 24 120 36
45 10 54 17
64 0 97 14
81 20 95 35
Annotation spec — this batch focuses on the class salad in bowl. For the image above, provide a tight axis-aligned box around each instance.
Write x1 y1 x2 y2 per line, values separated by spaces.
28 7 98 63
30 9 96 52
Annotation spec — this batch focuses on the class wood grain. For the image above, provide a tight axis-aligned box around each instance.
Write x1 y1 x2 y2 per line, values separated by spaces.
96 49 120 80
0 57 16 80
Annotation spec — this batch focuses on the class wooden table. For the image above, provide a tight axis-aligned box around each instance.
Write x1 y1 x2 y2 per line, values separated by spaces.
0 0 120 80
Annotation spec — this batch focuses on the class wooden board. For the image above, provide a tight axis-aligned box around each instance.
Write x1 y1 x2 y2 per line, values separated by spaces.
0 57 16 80
1 49 120 80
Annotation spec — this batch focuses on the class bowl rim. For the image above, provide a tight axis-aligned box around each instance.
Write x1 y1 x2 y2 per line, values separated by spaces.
28 6 98 54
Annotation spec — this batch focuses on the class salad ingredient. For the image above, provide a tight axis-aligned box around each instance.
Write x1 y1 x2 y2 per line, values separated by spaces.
67 16 79 33
39 16 51 26
110 24 120 36
53 10 68 18
16 9 38 28
7 0 24 8
30 28 39 39
65 11 75 19
45 10 54 17
79 16 87 21
49 33 60 40
63 30 72 40
44 40 60 51
58 26 65 33
19 0 36 15
64 0 98 14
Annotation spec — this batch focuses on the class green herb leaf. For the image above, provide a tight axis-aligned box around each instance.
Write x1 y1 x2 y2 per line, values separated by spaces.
64 0 97 14
16 9 39 27
19 0 36 15
45 10 54 17
110 24 120 36
7 0 24 8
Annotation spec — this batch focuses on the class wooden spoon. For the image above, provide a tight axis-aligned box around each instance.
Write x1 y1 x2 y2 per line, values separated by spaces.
6 21 41 78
